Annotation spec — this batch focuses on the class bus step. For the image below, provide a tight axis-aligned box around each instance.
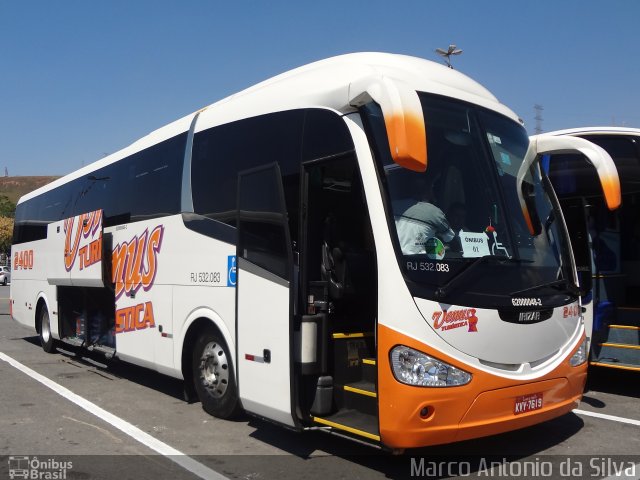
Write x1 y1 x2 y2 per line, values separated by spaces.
591 343 640 367
343 381 376 397
589 360 640 372
331 332 374 339
362 358 376 384
332 333 375 386
63 336 85 348
604 326 640 345
86 344 116 359
312 409 380 442
333 381 377 416
613 307 640 327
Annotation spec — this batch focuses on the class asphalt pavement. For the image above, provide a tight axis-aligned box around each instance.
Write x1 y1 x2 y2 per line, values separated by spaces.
0 284 638 479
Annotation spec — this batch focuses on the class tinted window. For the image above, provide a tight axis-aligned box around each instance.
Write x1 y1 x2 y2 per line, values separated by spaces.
238 164 289 279
12 182 74 243
302 109 354 161
127 133 186 220
12 133 187 244
191 110 305 226
582 135 640 196
548 135 640 198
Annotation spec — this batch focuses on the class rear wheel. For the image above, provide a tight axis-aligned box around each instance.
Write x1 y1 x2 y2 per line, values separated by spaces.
2 277 6 286
192 328 240 419
39 306 57 353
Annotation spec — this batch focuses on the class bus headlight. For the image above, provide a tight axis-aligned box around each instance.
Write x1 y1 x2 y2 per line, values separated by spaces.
569 338 588 367
390 345 472 387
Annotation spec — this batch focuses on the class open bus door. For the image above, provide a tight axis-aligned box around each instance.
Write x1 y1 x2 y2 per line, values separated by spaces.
298 155 379 442
236 163 296 427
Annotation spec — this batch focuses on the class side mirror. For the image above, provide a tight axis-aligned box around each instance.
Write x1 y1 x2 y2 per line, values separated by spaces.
517 135 621 236
349 75 427 172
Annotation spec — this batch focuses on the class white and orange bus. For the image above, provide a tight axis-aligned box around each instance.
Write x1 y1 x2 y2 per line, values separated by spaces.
544 127 640 372
10 53 621 450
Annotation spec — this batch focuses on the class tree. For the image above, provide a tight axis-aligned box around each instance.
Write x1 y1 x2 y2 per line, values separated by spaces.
0 195 15 218
0 216 13 255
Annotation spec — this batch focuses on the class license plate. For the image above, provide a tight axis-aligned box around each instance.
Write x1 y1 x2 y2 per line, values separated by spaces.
514 392 543 415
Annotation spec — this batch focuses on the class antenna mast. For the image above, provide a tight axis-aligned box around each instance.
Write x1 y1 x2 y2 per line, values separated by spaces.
435 44 463 69
534 104 544 134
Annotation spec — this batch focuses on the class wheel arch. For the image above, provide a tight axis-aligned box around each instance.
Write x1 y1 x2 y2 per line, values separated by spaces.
178 308 235 398
34 292 52 336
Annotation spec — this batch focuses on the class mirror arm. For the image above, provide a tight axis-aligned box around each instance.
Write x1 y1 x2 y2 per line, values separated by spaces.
349 75 427 172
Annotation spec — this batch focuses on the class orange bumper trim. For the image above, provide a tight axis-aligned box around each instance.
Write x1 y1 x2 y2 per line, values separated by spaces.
377 324 586 448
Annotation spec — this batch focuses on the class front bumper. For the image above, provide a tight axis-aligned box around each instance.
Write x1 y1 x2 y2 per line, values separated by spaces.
377 324 586 448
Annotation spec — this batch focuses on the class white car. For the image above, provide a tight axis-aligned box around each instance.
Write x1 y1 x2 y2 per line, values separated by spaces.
0 266 10 285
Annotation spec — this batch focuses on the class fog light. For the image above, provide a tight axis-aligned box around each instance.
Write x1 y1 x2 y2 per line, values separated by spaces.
419 406 434 419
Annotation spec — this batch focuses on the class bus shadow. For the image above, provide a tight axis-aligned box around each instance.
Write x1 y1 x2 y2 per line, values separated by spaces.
586 366 640 399
19 333 587 478
20 335 189 403
246 412 585 478
21 335 41 347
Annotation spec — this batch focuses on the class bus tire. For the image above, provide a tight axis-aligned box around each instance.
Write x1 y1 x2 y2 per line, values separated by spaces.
192 328 240 419
39 306 57 354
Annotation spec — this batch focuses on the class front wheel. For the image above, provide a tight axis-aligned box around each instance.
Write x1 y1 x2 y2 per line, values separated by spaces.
192 328 241 419
39 306 57 353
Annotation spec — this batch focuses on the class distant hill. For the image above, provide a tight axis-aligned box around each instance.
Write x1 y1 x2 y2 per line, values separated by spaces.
0 176 61 204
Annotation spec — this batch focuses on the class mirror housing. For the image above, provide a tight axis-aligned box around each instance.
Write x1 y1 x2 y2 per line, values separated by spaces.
517 134 621 236
349 75 427 172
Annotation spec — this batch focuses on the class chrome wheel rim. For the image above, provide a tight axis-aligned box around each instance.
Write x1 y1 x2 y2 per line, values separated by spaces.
41 310 51 343
199 341 229 398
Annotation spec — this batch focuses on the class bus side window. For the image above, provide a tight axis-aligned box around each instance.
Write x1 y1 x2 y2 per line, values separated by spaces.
190 110 305 229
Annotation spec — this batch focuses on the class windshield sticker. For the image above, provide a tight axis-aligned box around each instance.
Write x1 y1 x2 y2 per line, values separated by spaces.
432 309 479 333
487 133 502 145
459 230 490 258
500 152 511 166
485 220 511 258
425 237 445 260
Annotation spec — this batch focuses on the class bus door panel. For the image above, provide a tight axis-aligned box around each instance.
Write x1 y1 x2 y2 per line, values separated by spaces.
114 284 172 369
236 163 295 427
110 219 172 370
45 219 72 286
50 210 105 288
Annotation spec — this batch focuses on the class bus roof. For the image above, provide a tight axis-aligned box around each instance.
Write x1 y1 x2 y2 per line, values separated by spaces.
20 52 521 204
546 127 640 137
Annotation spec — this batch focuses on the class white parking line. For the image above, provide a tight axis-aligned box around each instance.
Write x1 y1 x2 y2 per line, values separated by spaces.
0 351 229 480
574 408 640 427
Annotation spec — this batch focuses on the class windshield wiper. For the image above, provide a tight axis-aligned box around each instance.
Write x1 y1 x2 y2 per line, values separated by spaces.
435 255 517 299
510 278 576 297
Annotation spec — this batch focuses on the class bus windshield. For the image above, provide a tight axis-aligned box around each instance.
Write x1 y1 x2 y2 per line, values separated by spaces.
372 93 574 308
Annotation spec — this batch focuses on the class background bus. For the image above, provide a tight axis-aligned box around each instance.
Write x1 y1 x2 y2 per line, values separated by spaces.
10 53 621 450
545 127 640 372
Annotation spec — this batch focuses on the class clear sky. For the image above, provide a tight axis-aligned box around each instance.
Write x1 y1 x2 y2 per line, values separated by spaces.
1 0 639 176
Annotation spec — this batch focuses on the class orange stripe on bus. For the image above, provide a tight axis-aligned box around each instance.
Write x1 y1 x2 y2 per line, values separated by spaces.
377 323 586 448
